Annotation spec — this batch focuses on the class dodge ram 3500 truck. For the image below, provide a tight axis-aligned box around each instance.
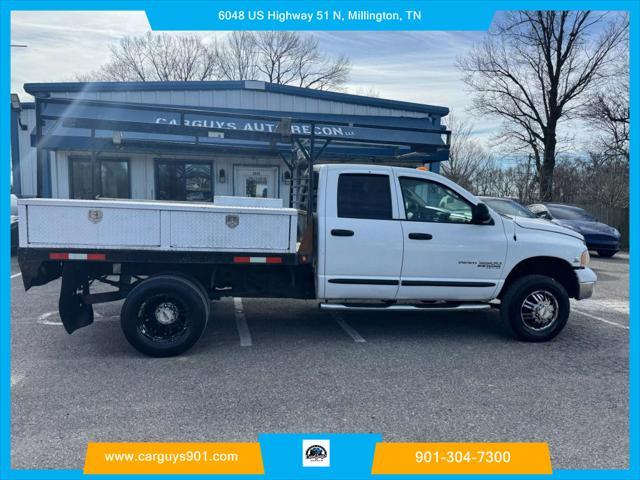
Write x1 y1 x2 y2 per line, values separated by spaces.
18 164 596 357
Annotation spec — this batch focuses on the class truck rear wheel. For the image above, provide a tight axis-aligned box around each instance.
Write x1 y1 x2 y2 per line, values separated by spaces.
121 275 208 357
500 274 569 342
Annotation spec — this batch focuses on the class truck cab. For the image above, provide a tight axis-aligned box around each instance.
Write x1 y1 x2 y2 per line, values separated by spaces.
317 164 508 301
315 164 596 342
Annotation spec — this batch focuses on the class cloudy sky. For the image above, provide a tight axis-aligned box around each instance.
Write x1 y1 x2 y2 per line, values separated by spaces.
10 12 489 121
11 11 598 155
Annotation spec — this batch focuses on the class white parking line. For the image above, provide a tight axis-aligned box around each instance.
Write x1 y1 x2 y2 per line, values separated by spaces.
37 311 62 326
233 298 252 347
331 312 366 343
573 298 629 315
572 308 629 330
37 309 106 326
11 373 25 388
11 272 21 279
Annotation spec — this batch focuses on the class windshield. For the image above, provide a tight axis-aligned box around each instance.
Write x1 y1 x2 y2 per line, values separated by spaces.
548 205 596 221
482 198 536 218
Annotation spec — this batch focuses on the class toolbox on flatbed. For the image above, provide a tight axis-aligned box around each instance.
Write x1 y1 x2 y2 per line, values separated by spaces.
18 198 301 253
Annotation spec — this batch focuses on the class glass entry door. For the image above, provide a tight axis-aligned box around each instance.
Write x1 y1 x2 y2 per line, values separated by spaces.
234 166 278 198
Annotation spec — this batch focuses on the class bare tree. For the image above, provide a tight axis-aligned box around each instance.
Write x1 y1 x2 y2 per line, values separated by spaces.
582 52 629 162
440 113 492 191
80 33 219 81
581 151 629 207
351 86 381 97
213 32 258 81
458 11 628 201
252 31 300 84
215 31 350 90
83 31 350 91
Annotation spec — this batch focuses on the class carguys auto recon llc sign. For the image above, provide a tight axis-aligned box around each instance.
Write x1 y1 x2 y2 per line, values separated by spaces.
154 115 357 138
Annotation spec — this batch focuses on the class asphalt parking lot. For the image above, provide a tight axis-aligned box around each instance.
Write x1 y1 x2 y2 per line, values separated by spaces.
10 254 629 470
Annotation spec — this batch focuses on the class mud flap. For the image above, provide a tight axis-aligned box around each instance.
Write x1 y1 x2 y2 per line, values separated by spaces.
59 263 94 334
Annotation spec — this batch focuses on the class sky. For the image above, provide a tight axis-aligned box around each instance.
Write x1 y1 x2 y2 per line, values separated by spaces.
11 11 607 156
10 12 494 133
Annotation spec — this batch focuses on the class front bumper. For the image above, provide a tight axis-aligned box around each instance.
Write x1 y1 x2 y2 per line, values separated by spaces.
575 267 597 300
584 235 619 252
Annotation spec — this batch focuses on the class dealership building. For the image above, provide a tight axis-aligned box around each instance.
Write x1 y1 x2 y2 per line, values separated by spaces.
10 80 450 204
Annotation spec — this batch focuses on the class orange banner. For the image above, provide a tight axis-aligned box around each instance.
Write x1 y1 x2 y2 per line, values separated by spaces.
84 442 264 475
371 442 552 475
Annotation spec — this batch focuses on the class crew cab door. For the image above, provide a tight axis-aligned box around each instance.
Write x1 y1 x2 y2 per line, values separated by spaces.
320 167 403 299
393 173 508 301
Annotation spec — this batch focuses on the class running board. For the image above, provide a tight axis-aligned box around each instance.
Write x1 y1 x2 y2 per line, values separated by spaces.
320 302 491 312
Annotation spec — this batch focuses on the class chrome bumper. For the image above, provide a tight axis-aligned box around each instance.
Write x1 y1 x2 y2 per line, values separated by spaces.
575 267 597 300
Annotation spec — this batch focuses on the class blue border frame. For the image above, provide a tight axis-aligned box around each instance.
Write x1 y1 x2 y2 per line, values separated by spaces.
1 1 637 479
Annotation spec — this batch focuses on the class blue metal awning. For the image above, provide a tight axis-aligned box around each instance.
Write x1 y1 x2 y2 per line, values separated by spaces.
35 97 450 163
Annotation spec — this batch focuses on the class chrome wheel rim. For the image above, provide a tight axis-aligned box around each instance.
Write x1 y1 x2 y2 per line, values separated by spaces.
520 290 559 331
155 302 179 325
137 294 189 343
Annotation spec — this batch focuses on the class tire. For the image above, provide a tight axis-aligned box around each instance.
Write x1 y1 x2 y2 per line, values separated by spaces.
157 271 211 319
500 274 570 342
597 250 616 258
120 275 208 357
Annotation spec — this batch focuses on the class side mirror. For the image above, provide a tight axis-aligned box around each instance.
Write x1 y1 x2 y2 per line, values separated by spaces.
472 202 493 225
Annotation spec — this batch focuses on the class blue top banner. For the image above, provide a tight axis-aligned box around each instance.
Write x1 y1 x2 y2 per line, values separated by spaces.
144 0 495 31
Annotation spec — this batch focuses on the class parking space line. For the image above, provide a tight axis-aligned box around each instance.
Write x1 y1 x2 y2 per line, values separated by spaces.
573 298 629 315
331 312 366 343
572 308 629 330
11 373 25 388
233 298 253 347
11 272 21 279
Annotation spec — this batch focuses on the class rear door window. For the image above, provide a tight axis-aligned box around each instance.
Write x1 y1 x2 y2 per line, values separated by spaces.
337 174 393 220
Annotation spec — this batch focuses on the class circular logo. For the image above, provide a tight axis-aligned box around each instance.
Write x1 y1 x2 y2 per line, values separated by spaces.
305 445 327 461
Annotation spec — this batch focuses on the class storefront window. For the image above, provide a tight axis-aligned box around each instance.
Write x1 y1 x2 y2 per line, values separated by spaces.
156 160 213 202
70 158 130 199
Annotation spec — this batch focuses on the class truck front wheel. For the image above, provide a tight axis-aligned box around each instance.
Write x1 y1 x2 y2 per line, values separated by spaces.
500 274 570 342
121 275 209 357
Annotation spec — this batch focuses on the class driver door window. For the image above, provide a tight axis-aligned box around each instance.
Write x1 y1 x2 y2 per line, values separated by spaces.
399 177 473 223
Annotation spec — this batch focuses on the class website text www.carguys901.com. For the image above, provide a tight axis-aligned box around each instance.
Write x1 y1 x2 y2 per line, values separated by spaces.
82 443 264 474
103 449 239 465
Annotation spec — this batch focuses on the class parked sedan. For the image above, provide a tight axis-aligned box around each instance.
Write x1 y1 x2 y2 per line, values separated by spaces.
478 196 537 219
528 203 620 257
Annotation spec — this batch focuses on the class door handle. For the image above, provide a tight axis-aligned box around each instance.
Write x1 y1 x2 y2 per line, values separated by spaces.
408 233 433 240
331 229 354 237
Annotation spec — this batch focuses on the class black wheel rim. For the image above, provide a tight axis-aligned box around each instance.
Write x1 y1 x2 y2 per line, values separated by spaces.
136 294 190 344
520 289 559 331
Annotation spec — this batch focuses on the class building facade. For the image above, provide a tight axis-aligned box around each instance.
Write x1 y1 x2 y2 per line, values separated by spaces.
11 80 450 206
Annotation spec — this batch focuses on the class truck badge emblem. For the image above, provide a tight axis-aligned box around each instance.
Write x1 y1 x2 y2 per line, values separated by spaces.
88 209 103 223
226 215 239 229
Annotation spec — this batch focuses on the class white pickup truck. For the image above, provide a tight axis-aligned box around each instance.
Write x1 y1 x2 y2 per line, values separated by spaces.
18 164 596 356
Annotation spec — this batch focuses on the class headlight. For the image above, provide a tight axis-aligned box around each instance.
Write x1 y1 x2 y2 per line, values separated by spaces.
580 249 590 267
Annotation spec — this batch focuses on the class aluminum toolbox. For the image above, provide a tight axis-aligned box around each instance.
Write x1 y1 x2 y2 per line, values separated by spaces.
18 198 299 253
